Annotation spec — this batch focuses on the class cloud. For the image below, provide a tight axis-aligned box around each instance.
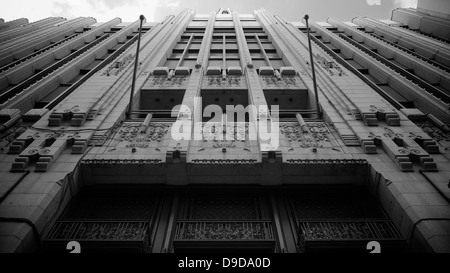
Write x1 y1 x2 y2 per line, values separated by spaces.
394 0 418 8
366 0 381 6
60 0 160 22
156 0 181 9
153 0 182 21
165 1 181 9
87 0 140 9
51 1 75 18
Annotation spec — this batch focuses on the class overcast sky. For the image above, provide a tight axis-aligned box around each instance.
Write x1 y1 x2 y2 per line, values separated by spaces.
1 0 418 24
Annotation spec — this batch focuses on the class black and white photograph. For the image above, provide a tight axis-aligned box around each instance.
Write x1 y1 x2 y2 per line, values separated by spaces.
0 0 449 265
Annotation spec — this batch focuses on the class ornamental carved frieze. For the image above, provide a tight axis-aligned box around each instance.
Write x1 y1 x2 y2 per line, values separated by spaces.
0 124 29 152
414 120 450 149
102 54 134 76
197 123 250 152
315 54 346 77
260 76 299 88
201 122 247 142
101 122 170 152
145 76 187 89
206 76 242 88
280 122 341 151
116 122 170 148
382 127 403 139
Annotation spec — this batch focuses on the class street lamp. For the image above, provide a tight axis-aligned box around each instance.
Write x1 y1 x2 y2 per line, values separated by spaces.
303 14 321 119
127 14 146 119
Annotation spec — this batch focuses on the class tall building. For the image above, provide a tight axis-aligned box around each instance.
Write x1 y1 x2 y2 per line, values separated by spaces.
0 5 449 253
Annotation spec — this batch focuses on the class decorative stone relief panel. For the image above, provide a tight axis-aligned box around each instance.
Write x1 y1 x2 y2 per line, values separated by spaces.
108 122 170 149
100 122 171 161
316 54 347 77
118 123 169 148
195 122 251 150
203 76 244 89
280 122 342 153
260 76 303 89
360 125 440 172
0 123 29 152
415 120 450 150
102 54 134 76
189 122 259 163
7 127 91 172
142 76 188 89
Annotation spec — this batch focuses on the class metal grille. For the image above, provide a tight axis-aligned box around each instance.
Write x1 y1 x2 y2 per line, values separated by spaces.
175 220 273 240
299 220 402 240
46 220 150 241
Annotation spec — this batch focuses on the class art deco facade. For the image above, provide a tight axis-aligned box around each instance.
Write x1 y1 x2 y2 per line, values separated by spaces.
0 6 449 253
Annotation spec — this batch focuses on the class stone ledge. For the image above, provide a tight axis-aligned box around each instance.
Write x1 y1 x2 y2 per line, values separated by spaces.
259 66 274 76
152 66 169 76
22 109 49 123
227 66 242 76
206 66 221 76
81 159 162 165
284 159 368 165
400 108 427 122
189 159 259 165
174 67 190 76
280 66 296 76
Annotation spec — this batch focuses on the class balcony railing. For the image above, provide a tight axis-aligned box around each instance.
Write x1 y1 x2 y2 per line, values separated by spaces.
44 220 151 252
174 220 274 240
298 219 402 240
297 219 404 252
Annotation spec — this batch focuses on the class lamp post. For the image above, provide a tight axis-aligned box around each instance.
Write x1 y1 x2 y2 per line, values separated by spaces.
303 14 321 119
127 14 145 119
